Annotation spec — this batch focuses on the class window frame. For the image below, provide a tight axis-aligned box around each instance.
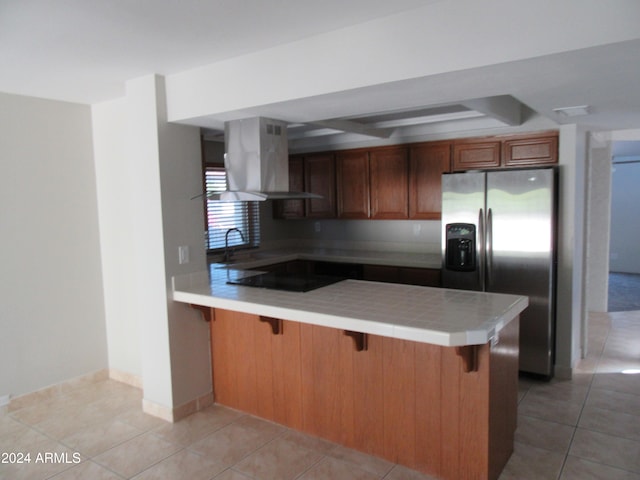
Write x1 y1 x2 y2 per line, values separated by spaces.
203 165 260 254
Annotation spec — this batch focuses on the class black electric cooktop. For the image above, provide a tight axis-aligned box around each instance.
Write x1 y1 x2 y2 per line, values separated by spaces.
227 272 345 292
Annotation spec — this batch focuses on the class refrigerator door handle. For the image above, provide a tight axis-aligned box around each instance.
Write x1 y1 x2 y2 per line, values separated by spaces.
478 208 485 290
486 207 493 288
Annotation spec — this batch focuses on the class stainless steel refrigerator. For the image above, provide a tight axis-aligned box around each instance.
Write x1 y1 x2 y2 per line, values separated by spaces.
441 168 557 378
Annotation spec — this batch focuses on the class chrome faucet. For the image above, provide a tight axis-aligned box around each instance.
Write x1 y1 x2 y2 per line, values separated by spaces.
224 228 246 262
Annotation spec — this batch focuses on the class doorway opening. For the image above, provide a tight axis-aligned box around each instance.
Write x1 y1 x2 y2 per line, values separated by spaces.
608 144 640 312
608 273 640 312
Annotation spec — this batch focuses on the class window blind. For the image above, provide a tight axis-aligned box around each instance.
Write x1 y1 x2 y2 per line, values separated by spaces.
205 167 260 251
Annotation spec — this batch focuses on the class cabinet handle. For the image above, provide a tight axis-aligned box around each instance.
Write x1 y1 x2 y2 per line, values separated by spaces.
486 207 494 289
343 330 368 351
260 316 283 335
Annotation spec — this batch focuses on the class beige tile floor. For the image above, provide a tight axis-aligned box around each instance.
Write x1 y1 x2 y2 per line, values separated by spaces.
1 311 639 480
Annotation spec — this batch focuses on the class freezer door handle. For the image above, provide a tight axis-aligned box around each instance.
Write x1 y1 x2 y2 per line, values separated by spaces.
478 208 485 290
486 207 493 288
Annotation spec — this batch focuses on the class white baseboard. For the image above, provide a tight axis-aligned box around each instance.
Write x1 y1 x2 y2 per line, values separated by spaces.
108 368 143 389
7 369 109 411
554 364 573 380
143 391 214 423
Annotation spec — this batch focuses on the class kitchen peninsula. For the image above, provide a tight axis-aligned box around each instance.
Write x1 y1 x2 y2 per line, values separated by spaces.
172 255 527 480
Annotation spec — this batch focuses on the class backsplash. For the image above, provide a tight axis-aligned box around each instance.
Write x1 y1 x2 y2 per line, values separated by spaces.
260 203 441 254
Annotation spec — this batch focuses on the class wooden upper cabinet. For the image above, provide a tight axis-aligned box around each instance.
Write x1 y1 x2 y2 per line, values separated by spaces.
453 139 501 171
409 142 452 219
453 132 558 171
502 133 558 166
337 150 370 219
276 130 557 220
274 156 305 219
305 153 336 218
370 146 409 219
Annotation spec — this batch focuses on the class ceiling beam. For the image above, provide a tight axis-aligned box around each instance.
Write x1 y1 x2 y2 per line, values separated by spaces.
308 119 395 138
460 96 523 126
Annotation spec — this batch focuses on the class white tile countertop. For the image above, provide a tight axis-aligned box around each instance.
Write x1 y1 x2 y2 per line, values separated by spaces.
172 265 528 347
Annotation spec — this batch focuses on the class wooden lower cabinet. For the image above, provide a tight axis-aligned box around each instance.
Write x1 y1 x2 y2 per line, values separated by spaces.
210 309 304 428
209 308 518 480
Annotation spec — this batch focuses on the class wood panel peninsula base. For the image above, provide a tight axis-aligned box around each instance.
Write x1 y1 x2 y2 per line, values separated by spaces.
202 307 519 480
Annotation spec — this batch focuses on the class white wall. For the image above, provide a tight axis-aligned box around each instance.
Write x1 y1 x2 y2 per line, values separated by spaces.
610 160 640 274
125 76 175 408
585 137 612 312
0 92 108 399
555 125 588 377
93 76 210 415
154 77 211 408
92 97 142 378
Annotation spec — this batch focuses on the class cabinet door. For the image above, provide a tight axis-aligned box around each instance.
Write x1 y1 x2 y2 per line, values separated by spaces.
210 309 303 428
210 309 259 414
362 264 400 283
409 142 452 219
305 153 336 218
273 156 305 219
452 140 501 171
502 134 558 166
370 146 409 219
300 323 357 446
337 150 370 219
399 267 441 287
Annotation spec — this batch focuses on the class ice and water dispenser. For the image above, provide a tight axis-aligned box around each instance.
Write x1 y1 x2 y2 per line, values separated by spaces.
445 223 476 272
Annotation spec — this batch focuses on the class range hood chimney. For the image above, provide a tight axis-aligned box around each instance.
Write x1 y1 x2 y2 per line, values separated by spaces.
210 117 321 201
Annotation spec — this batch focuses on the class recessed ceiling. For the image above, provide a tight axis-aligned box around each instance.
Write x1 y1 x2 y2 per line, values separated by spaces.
201 96 528 148
197 36 640 151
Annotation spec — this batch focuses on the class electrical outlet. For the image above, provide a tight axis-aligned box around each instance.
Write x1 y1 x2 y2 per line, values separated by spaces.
315 222 321 233
0 394 10 407
413 223 422 236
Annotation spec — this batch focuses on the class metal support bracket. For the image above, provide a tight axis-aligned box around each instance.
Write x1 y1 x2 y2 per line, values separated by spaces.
343 330 368 352
260 316 283 335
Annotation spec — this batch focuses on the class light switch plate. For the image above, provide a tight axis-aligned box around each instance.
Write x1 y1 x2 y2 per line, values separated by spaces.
178 245 190 264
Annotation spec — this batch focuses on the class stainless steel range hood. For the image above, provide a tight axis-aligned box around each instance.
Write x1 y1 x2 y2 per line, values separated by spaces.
210 117 321 202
